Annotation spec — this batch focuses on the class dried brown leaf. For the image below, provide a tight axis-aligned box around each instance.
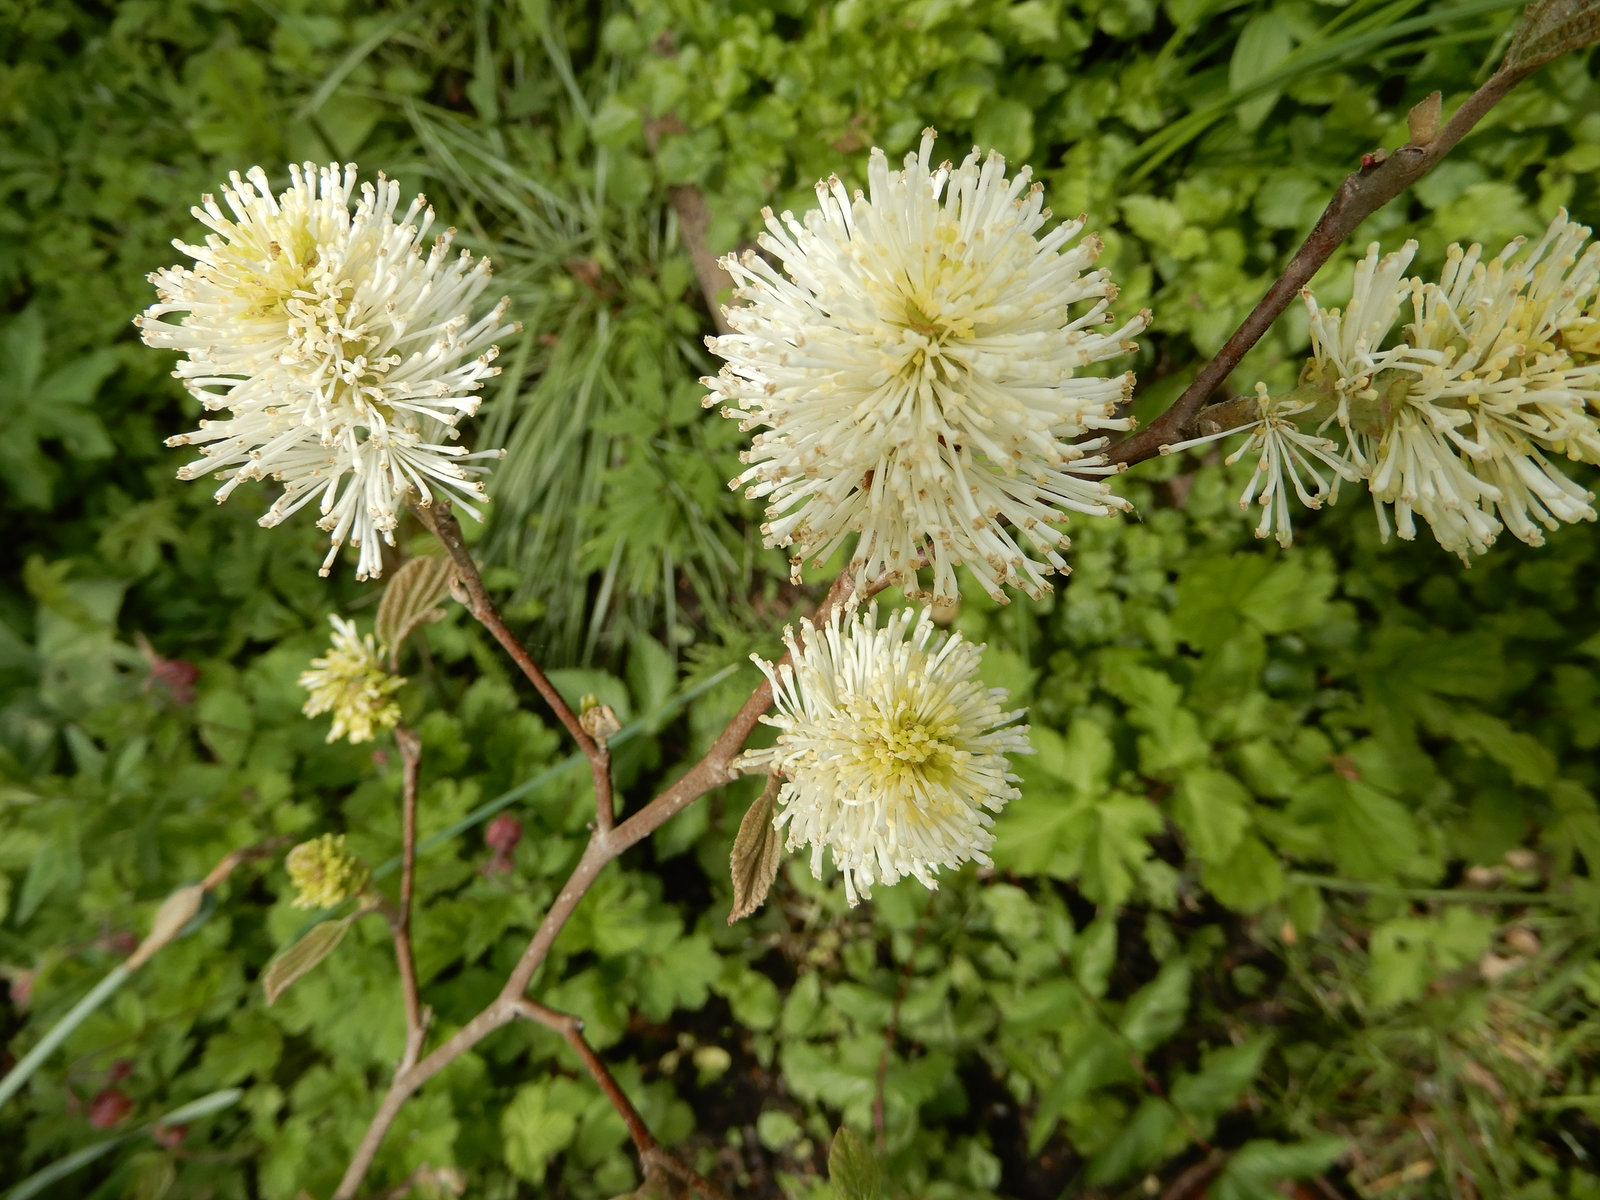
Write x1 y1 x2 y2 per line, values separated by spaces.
728 775 783 924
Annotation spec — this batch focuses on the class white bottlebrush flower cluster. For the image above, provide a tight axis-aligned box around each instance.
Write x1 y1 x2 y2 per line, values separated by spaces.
139 164 516 579
298 615 405 744
1175 212 1600 557
739 605 1030 906
705 128 1149 604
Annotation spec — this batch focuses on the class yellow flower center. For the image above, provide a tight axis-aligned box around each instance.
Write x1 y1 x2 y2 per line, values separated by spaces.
842 696 959 796
215 228 322 323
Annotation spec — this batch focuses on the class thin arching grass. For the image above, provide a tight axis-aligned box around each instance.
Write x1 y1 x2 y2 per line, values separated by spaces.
378 13 758 663
1125 0 1526 184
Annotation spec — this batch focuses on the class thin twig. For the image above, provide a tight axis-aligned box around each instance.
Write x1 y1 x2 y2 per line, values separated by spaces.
333 569 867 1200
643 94 735 338
1109 62 1538 468
668 183 734 338
513 1000 734 1200
391 726 428 1074
414 503 615 830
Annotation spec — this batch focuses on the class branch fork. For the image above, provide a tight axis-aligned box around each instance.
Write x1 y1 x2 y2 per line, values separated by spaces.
332 24 1586 1191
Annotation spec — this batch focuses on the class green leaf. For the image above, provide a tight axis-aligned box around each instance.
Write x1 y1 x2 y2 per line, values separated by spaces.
195 686 254 768
1102 663 1210 774
1119 960 1191 1054
1173 769 1252 862
501 1079 581 1184
1546 780 1600 872
1081 794 1166 907
1437 709 1558 787
1202 834 1286 913
262 916 355 1006
828 1126 882 1200
546 668 632 723
15 817 81 926
1289 775 1425 881
626 635 677 722
1230 13 1296 131
1075 914 1118 998
1085 1095 1179 1185
196 1010 285 1086
1172 1037 1271 1123
1211 1136 1347 1200
1368 907 1495 1010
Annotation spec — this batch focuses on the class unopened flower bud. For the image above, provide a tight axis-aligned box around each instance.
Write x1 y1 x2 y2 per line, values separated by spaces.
88 1088 133 1128
580 703 622 744
285 834 369 910
485 814 523 855
137 633 200 704
482 813 523 877
299 616 405 744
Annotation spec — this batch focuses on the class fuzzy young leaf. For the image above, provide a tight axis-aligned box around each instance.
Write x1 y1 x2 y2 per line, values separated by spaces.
262 916 355 1006
1504 0 1600 73
728 775 783 923
829 1127 882 1200
375 554 456 662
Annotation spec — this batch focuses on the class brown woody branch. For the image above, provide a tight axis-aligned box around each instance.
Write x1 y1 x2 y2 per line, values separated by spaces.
332 569 865 1199
514 1000 733 1200
415 503 616 831
1108 61 1540 468
667 182 734 339
390 727 428 1074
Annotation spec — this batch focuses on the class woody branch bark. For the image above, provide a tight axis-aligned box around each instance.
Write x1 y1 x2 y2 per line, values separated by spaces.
513 1000 733 1200
390 727 428 1074
332 568 866 1200
415 503 617 832
1108 58 1547 468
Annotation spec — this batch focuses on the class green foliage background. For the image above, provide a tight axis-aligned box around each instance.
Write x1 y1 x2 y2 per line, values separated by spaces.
3 0 1600 1197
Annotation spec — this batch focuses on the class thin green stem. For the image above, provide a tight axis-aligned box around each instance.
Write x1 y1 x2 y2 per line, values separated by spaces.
1290 871 1560 905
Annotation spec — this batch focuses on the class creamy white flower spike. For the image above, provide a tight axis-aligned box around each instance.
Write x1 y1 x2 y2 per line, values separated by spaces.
1177 214 1600 556
739 604 1031 906
705 130 1150 604
299 615 405 744
1304 214 1600 558
139 164 517 579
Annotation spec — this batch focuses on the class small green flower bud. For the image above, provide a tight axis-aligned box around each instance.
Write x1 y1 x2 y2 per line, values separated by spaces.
285 834 370 910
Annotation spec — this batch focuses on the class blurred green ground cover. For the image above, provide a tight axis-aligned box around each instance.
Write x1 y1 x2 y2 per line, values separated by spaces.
2 0 1600 1197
